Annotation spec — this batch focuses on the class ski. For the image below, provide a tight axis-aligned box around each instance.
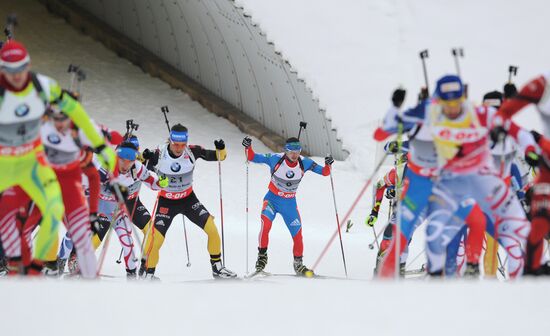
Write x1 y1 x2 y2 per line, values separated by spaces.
245 271 353 281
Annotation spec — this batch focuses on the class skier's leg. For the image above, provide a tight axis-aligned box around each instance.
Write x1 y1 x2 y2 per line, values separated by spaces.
483 216 499 277
181 193 221 262
182 193 236 277
279 198 304 258
57 232 74 261
379 170 433 277
59 168 97 278
259 198 277 252
18 160 64 262
143 197 177 272
128 198 151 234
463 203 485 265
0 188 26 262
425 178 465 275
22 204 42 270
445 226 466 276
525 171 550 273
473 172 529 278
114 214 137 272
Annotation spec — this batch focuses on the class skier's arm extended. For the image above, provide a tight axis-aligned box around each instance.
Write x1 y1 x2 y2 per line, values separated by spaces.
190 144 225 161
498 75 546 119
135 161 166 190
302 157 331 176
244 145 272 165
373 101 428 142
366 169 396 227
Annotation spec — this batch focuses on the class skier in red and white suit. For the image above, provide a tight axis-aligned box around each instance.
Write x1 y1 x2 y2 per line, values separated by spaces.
497 72 550 274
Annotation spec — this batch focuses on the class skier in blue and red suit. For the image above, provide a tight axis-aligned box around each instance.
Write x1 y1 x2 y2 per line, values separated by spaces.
243 136 333 276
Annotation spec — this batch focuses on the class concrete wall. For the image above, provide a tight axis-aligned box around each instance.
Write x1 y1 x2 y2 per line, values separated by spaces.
43 0 348 159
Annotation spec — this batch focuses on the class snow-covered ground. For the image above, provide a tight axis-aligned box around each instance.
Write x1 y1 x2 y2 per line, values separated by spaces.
1 0 549 335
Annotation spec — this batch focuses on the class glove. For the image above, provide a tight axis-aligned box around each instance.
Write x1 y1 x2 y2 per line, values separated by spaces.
489 115 509 144
242 136 252 148
94 144 116 173
325 155 334 165
530 130 542 144
503 83 518 99
525 147 540 167
366 212 378 227
142 148 155 160
417 87 429 101
391 88 406 108
386 141 399 154
385 188 396 199
214 139 225 150
90 213 101 235
158 175 169 188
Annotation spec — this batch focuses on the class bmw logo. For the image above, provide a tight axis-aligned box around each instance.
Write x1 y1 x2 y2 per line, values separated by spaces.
47 134 61 144
170 162 181 172
286 171 295 179
15 104 30 117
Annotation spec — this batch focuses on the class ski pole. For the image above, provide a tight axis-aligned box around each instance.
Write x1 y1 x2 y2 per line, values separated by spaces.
297 122 307 140
182 216 191 267
97 206 121 276
115 248 124 264
329 168 348 277
4 13 17 41
451 48 464 78
508 65 518 83
161 106 171 132
312 152 388 271
419 49 430 93
245 160 250 274
141 194 160 263
217 151 226 265
368 224 386 250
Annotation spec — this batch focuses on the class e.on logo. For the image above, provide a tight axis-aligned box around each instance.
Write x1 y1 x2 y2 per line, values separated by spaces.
437 129 482 142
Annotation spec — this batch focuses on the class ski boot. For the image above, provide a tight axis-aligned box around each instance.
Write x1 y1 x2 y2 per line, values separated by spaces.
138 259 147 277
42 261 59 277
57 257 67 276
141 267 160 281
537 262 550 276
399 263 406 277
211 260 237 279
464 263 480 279
67 250 79 276
0 257 8 277
255 248 268 272
126 268 137 280
293 257 314 277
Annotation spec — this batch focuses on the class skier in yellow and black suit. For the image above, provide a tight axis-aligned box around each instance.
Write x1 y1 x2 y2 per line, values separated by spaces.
140 123 236 279
0 40 116 274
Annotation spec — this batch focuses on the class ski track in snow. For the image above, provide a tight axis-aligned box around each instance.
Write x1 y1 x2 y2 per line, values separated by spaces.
1 1 549 335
